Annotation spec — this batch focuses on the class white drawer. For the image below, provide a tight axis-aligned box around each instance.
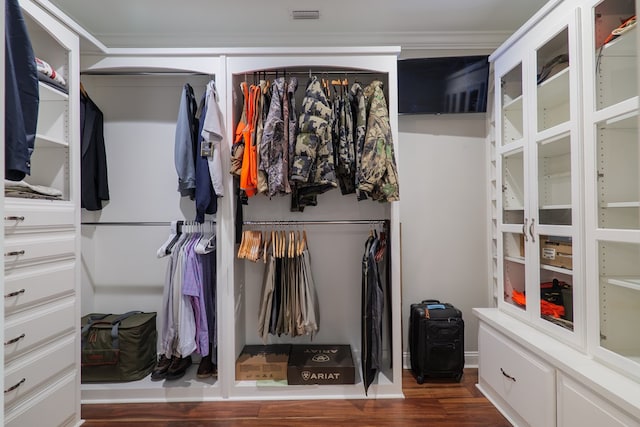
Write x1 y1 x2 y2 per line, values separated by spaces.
479 324 556 427
5 300 75 362
4 231 75 267
5 373 77 427
4 260 75 314
557 373 639 427
4 201 75 232
4 334 76 408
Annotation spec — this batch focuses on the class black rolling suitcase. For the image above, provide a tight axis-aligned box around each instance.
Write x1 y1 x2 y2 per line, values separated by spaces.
409 299 464 383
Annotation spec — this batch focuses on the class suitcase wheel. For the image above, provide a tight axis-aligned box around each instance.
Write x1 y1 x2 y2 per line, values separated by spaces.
455 373 462 382
416 375 425 385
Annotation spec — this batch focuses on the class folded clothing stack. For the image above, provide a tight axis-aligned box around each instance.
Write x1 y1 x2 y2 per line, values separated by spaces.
35 57 67 93
5 179 63 200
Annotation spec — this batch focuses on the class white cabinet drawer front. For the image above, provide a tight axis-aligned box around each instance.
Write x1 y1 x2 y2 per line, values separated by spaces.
4 260 75 314
479 324 556 427
4 231 75 265
4 335 76 408
5 374 76 427
4 202 74 231
557 373 639 427
5 300 75 361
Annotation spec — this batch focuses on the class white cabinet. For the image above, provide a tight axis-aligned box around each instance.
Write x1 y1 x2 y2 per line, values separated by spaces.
478 323 555 427
496 0 583 347
481 0 640 425
3 1 81 426
558 373 639 427
582 0 640 381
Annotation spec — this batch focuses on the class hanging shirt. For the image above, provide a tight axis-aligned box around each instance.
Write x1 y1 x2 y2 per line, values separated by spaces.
175 84 198 198
201 80 225 197
195 91 218 222
5 0 39 182
359 81 400 202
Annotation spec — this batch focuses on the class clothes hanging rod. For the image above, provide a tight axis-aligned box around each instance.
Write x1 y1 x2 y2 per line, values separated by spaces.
238 70 385 77
243 219 388 226
80 71 212 76
81 221 215 226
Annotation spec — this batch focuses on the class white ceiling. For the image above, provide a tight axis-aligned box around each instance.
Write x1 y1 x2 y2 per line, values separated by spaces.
46 0 550 53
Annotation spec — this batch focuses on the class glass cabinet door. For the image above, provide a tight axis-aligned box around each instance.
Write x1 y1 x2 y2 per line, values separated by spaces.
533 24 577 332
587 0 640 375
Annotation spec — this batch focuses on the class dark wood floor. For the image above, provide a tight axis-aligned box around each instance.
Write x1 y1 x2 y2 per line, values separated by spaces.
81 368 510 426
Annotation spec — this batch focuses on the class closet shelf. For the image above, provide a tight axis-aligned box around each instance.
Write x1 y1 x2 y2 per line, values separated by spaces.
39 82 68 101
600 201 640 208
35 133 67 148
605 276 640 292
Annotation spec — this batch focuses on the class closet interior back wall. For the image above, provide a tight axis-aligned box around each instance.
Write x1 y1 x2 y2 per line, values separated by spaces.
80 74 211 315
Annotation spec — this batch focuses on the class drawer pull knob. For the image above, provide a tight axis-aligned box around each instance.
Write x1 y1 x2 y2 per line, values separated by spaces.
500 368 516 382
4 250 25 257
4 378 26 393
4 216 25 222
4 289 26 298
4 333 26 346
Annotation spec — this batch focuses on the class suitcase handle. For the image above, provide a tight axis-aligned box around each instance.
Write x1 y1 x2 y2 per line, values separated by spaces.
422 299 440 304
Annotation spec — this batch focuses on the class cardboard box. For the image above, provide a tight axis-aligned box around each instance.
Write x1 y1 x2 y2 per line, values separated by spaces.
287 344 355 385
235 345 290 381
540 235 573 270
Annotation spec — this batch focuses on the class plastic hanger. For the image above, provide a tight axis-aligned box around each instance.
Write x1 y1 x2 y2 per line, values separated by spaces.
157 220 182 258
195 221 216 254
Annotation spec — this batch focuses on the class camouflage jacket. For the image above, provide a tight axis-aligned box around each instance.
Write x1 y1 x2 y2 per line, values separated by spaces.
358 80 400 202
290 77 337 192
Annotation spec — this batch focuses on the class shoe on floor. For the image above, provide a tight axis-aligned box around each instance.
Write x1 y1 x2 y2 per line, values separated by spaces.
197 356 217 378
150 354 172 381
165 355 192 380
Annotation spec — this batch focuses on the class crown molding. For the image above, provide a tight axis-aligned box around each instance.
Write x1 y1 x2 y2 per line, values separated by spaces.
83 30 511 54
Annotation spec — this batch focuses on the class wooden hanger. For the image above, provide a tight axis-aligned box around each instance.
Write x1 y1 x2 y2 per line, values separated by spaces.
80 81 88 98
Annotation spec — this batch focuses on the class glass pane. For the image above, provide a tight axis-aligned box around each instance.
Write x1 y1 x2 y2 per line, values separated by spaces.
598 241 640 365
538 134 572 225
594 0 637 110
537 28 570 131
503 232 526 310
539 235 574 330
596 112 640 229
502 150 525 224
501 64 523 145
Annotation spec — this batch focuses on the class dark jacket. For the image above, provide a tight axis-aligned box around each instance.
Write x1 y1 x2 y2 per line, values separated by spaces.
5 0 39 181
80 93 110 210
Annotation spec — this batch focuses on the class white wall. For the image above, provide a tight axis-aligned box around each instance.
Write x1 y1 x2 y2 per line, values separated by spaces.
398 113 489 356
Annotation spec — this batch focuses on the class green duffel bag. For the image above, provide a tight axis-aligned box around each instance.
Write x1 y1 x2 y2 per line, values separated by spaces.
81 311 157 383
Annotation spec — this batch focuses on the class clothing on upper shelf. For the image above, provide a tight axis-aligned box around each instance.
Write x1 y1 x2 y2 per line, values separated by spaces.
5 179 63 200
175 83 199 198
35 57 67 88
5 0 39 182
176 81 224 222
80 90 110 210
231 74 400 210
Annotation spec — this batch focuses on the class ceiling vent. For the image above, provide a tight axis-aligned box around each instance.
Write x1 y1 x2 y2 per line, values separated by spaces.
292 10 320 20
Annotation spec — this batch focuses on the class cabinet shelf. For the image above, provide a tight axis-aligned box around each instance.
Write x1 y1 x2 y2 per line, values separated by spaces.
35 133 68 148
541 263 573 275
503 95 523 111
505 255 525 265
601 25 637 57
605 276 640 292
537 67 570 109
540 204 572 210
601 201 640 208
39 82 68 101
